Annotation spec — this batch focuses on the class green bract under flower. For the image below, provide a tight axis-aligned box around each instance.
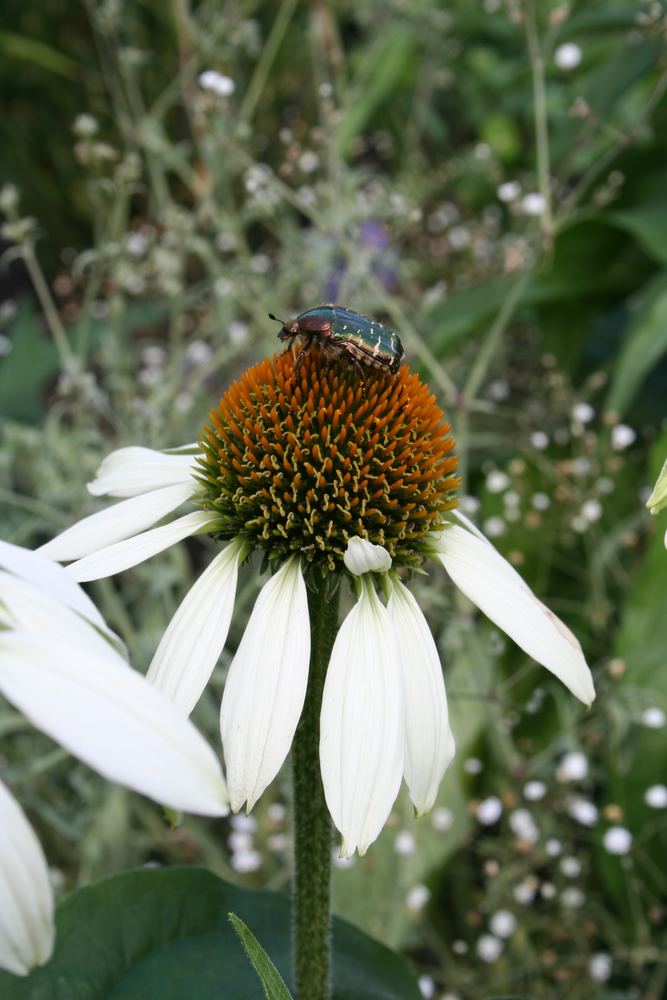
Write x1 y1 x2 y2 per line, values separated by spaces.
196 348 459 570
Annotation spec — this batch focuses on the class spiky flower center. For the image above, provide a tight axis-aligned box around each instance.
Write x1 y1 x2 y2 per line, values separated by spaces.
197 348 458 571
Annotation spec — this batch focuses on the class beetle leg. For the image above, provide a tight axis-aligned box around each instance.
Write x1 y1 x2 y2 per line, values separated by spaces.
341 343 367 380
319 339 335 369
294 334 315 371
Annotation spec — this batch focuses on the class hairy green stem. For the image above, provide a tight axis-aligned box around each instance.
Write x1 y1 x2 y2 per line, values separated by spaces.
525 0 554 244
291 572 340 1000
456 270 529 491
22 240 75 370
462 270 529 405
239 0 300 124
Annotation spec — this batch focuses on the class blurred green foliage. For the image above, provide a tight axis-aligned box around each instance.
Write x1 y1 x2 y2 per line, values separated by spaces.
2 0 667 997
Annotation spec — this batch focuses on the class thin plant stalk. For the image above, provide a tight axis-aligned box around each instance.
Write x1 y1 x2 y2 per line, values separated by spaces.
291 571 340 1000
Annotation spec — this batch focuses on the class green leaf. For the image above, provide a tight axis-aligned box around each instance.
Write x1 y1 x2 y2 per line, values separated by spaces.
228 912 294 1000
602 433 667 923
336 29 417 156
613 431 667 691
0 299 59 422
0 867 421 1000
609 205 667 266
480 113 520 163
423 219 640 357
564 6 653 31
574 36 662 123
606 277 667 415
0 32 79 79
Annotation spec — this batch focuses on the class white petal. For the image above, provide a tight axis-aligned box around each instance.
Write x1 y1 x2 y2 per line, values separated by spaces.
388 579 455 815
164 442 200 454
0 541 110 637
449 508 499 549
38 482 194 561
88 446 199 497
320 579 404 857
0 631 229 816
0 571 122 661
435 525 596 705
220 557 310 812
441 509 531 593
0 779 54 976
66 511 220 582
344 537 392 576
148 540 244 715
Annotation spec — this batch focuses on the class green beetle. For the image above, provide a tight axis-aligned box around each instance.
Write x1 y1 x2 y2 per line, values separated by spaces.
270 305 404 375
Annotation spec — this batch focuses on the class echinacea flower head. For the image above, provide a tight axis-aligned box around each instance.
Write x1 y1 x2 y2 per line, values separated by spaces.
196 350 459 569
0 541 229 975
40 345 595 855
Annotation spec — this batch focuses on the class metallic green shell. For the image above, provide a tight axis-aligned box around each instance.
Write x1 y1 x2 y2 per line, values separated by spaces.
295 306 404 373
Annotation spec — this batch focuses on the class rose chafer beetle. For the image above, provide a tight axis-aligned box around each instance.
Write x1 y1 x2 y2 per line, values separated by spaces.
270 305 404 375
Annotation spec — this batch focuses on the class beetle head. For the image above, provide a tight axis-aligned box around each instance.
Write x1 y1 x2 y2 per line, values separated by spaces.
269 312 299 342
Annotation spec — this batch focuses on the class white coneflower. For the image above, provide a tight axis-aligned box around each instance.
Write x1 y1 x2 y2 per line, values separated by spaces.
0 542 228 975
40 347 594 856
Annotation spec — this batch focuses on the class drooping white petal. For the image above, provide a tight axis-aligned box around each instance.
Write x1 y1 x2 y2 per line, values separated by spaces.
220 557 310 812
148 539 245 715
66 511 220 582
88 446 199 498
0 571 122 660
344 537 392 576
0 779 54 976
0 541 110 638
0 631 229 816
439 509 531 594
434 525 596 706
38 482 194 561
320 578 404 857
164 442 200 455
388 578 455 815
449 508 500 550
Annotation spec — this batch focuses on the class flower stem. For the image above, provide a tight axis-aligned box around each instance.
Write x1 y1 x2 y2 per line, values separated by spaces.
291 571 340 1000
525 0 554 246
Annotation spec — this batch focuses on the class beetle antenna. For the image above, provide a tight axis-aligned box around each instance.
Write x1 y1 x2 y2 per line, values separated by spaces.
268 312 285 326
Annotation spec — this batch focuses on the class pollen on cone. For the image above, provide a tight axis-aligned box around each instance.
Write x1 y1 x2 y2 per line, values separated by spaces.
197 348 459 570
